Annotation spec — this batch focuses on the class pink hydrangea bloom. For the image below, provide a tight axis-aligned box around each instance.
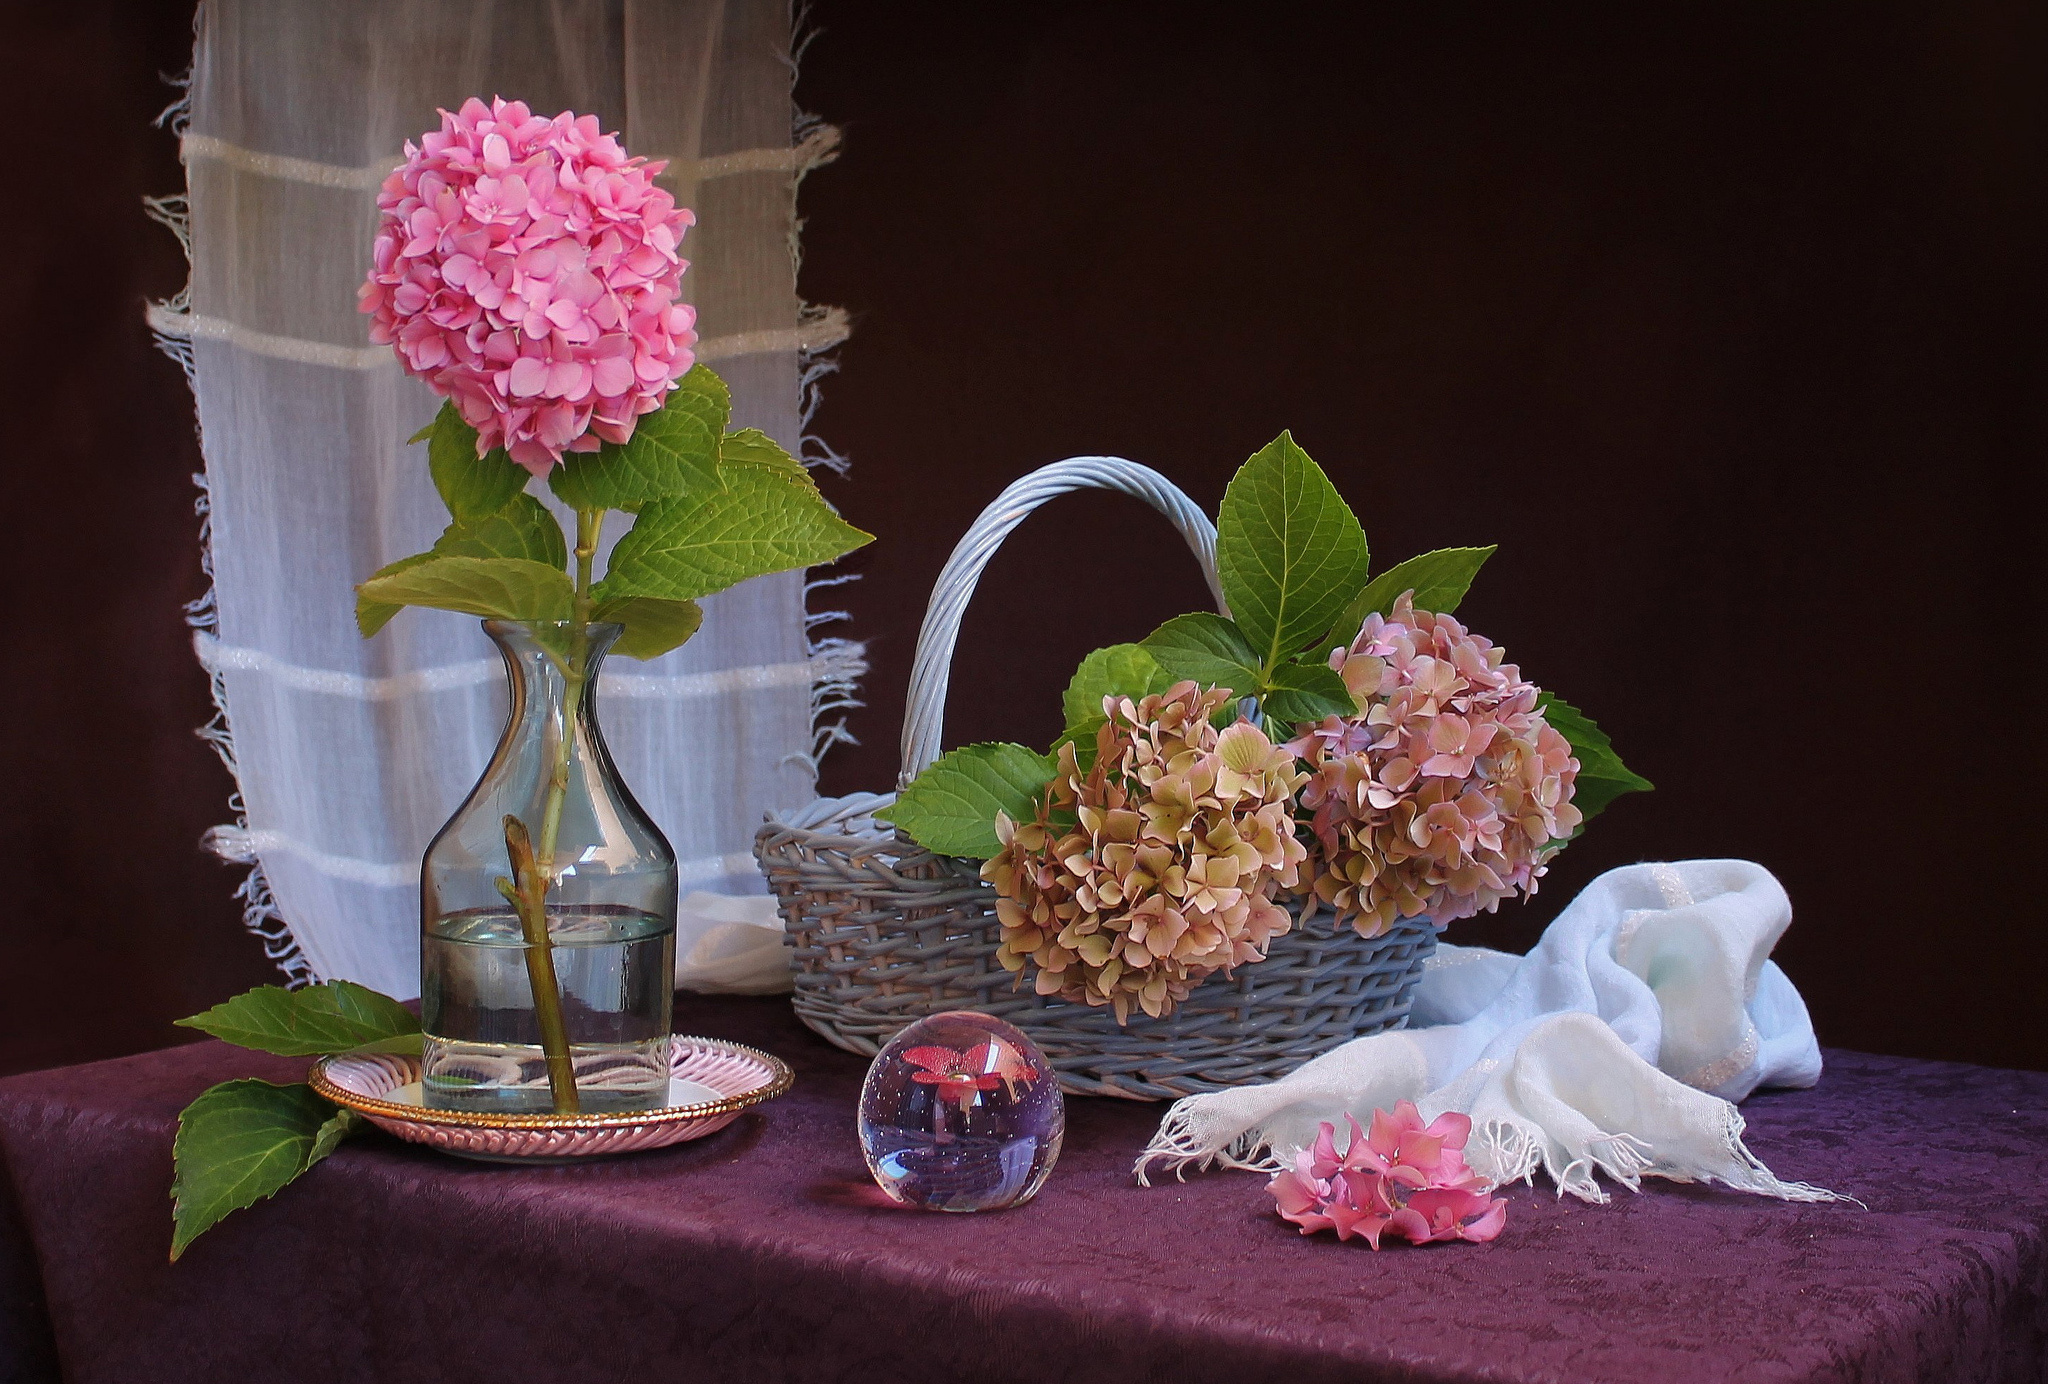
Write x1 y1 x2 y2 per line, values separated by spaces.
1267 1103 1507 1249
1285 592 1582 938
359 97 698 476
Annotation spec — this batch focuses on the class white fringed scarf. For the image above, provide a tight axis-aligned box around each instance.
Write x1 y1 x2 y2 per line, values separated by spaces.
1138 860 1839 1204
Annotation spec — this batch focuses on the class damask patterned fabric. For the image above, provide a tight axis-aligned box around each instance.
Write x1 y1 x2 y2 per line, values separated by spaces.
2 997 2044 1383
150 0 854 996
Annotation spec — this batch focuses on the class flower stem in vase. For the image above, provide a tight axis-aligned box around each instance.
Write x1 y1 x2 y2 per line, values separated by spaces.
492 507 607 1116
498 816 580 1113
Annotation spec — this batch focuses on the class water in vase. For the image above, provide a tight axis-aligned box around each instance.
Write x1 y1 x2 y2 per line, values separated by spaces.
418 620 679 1117
421 905 675 1114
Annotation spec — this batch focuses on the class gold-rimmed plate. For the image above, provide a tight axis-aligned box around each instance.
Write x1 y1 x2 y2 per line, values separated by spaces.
310 1037 794 1163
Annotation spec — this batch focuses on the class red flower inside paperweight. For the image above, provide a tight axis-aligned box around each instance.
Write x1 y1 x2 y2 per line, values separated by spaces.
858 1011 1064 1212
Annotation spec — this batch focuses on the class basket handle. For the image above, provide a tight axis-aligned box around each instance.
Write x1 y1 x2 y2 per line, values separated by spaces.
897 456 1224 788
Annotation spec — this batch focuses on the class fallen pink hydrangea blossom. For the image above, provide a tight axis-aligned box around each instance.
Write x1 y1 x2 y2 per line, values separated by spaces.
1267 1101 1507 1248
360 96 698 475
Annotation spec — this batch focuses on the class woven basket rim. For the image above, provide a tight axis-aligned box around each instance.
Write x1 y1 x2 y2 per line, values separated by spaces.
756 802 1442 1100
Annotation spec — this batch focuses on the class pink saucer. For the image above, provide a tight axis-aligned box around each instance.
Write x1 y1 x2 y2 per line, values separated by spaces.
310 1036 793 1162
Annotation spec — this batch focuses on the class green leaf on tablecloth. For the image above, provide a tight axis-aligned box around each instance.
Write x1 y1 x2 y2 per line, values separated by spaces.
1324 545 1498 649
1259 656 1355 727
171 1080 356 1260
430 493 569 570
1536 692 1654 824
1139 613 1262 699
549 365 729 512
1215 432 1372 671
308 1104 360 1162
424 402 530 521
878 743 1057 859
176 981 422 1057
596 464 872 604
594 595 705 660
355 554 575 625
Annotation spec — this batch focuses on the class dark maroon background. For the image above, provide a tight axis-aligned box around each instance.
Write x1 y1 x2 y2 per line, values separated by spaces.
4 0 2041 1079
1 0 277 1077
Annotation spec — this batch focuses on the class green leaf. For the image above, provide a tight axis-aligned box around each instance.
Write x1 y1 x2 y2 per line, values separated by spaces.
597 465 873 603
1215 431 1373 670
1060 644 1171 728
309 1105 361 1162
1139 612 1262 697
176 980 422 1056
359 494 565 641
1325 545 1498 649
356 555 574 624
595 595 704 660
430 493 569 569
1052 644 1175 767
876 743 1057 859
355 551 437 637
718 427 846 509
549 365 730 511
171 1080 354 1259
720 427 812 485
1260 657 1355 726
1536 692 1655 823
1047 720 1099 768
425 402 530 520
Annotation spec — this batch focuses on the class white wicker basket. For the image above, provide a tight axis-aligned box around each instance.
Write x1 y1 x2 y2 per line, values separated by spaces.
755 457 1437 1099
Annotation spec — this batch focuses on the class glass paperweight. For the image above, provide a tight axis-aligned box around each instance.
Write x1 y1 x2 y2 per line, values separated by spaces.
858 1011 1064 1212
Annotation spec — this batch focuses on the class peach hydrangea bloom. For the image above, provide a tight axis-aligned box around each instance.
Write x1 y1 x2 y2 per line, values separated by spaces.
360 97 698 475
982 683 1309 1022
1267 1103 1507 1248
1287 592 1581 938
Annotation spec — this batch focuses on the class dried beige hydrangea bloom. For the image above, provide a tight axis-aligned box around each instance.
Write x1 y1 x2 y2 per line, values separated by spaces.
982 682 1309 1022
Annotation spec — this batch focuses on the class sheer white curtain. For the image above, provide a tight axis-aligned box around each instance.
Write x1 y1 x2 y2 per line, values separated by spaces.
149 0 855 997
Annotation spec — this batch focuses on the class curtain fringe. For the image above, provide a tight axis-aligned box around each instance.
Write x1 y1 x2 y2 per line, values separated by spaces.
148 1 319 986
790 0 864 782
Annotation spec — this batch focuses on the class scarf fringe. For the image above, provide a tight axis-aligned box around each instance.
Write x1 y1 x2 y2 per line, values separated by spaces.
1134 1099 1284 1186
1468 1117 1545 1189
1699 1104 1848 1204
1137 1104 1848 1205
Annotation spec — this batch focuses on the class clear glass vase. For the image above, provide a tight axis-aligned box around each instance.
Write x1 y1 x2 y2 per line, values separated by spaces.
421 620 677 1115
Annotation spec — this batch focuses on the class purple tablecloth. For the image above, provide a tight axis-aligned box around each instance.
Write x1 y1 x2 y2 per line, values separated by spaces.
1 995 2044 1383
